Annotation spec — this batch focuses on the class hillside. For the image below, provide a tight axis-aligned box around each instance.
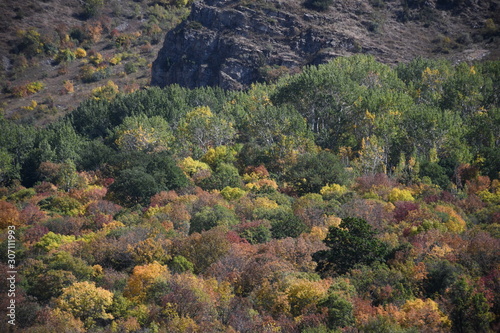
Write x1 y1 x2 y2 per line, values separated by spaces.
0 0 189 125
152 0 500 89
0 54 500 332
1 0 499 123
1 1 500 333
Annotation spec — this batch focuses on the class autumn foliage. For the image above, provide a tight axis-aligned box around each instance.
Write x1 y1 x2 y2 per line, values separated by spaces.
1 55 500 332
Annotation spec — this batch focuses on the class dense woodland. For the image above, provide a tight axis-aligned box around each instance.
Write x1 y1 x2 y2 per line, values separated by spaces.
1 55 500 332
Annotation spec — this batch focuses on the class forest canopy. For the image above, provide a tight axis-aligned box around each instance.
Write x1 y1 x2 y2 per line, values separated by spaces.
1 55 499 332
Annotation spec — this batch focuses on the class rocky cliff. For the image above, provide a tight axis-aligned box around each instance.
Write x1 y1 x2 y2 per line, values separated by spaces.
151 0 500 90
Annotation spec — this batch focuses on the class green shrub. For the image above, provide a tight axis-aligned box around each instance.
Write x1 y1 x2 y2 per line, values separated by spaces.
7 188 36 202
304 0 333 11
220 186 246 201
169 255 194 274
80 65 111 83
189 204 239 234
54 49 76 64
82 0 104 19
124 62 138 74
39 196 82 216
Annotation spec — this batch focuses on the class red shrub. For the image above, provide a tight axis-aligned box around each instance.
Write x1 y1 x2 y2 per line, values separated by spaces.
393 201 420 222
23 224 50 244
19 203 46 225
355 173 398 194
149 190 178 207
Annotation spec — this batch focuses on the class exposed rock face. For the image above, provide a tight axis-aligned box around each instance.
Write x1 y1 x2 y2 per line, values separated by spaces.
151 0 362 90
151 0 499 90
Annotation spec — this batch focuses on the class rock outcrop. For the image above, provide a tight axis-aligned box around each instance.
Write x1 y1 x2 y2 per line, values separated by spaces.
151 0 499 90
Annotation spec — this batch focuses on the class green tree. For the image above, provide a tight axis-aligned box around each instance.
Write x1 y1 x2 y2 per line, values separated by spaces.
47 251 94 280
189 204 239 234
401 105 466 163
109 167 159 206
199 162 242 190
273 55 404 150
113 114 173 152
320 278 356 329
313 217 388 275
0 119 36 184
270 212 308 239
145 152 189 191
0 149 14 184
82 0 105 19
285 151 348 195
108 152 187 206
28 269 77 303
176 106 236 157
447 277 494 333
169 255 194 274
320 292 355 329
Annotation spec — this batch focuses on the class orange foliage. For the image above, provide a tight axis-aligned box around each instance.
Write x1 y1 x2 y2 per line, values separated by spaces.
264 235 326 272
466 175 491 195
19 203 46 225
0 201 20 229
127 237 172 265
69 186 107 204
124 261 170 302
150 190 179 207
397 298 451 331
435 205 467 233
84 21 103 43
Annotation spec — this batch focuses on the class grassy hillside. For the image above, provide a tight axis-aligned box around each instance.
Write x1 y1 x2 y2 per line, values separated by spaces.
0 0 189 125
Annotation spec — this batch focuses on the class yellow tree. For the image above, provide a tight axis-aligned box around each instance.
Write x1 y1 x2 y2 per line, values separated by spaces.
124 261 170 302
56 281 114 327
114 115 173 152
0 201 20 229
286 278 331 317
127 237 172 265
355 135 387 175
396 298 451 332
176 106 236 156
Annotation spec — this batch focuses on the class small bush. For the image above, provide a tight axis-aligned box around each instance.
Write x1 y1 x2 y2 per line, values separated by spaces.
54 48 76 64
88 52 103 65
91 81 119 101
82 0 105 19
7 188 36 202
80 65 110 83
304 0 333 11
75 48 87 58
320 183 349 200
15 28 44 57
124 62 138 74
109 54 122 65
12 81 44 98
62 80 75 94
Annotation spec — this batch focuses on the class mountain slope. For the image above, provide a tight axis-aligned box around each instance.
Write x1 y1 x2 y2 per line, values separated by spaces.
152 0 500 90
